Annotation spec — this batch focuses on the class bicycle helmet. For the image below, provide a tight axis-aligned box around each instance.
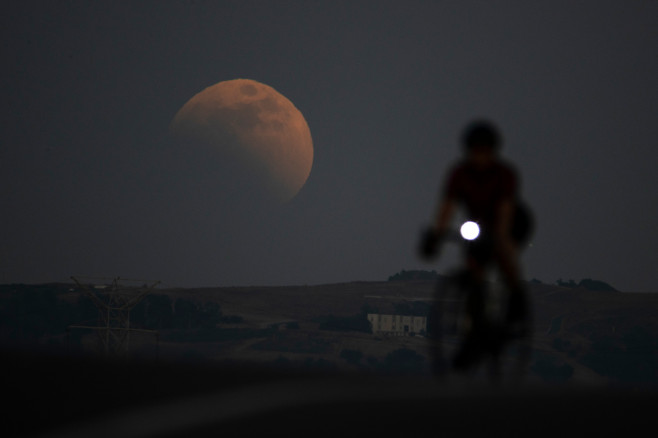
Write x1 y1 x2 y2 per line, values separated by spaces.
462 120 502 150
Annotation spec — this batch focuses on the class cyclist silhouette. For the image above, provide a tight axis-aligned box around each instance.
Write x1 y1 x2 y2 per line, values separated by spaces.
420 120 534 375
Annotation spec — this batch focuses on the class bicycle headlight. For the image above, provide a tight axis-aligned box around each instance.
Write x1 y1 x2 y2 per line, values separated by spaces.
460 221 480 240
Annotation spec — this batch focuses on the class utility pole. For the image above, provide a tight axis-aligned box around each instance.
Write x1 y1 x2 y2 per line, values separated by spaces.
68 276 160 359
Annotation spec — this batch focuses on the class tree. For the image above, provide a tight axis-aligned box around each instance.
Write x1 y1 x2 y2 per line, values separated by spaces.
133 294 173 329
198 302 222 329
388 269 439 282
174 298 197 329
319 305 373 333
556 278 617 291
556 279 577 288
393 301 430 316
578 278 617 292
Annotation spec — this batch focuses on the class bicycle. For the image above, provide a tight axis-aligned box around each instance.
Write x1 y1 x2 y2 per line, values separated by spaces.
425 222 533 382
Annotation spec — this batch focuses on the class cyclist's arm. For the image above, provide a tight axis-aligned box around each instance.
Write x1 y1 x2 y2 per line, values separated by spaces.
434 197 457 234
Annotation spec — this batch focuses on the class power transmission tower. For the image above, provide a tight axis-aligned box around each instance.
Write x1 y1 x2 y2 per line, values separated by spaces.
68 276 160 358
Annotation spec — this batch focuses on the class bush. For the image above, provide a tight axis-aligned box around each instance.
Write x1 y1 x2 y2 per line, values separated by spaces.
382 348 425 375
582 329 658 384
172 298 222 329
531 352 574 382
318 306 372 333
340 349 363 365
318 314 371 333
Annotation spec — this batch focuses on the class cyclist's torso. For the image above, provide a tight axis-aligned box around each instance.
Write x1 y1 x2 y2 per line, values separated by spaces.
444 159 518 231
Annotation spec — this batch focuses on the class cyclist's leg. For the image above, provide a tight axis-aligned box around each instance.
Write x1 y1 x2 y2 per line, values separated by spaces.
495 244 534 379
452 255 489 371
427 285 446 377
429 271 467 377
496 244 529 332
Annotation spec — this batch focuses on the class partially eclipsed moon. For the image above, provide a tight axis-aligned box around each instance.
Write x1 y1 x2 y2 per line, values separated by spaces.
170 79 313 203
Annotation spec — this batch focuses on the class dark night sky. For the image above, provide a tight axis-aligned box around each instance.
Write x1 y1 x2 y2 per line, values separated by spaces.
2 1 657 291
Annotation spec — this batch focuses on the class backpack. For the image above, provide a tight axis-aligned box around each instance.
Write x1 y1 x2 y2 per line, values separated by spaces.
511 200 535 247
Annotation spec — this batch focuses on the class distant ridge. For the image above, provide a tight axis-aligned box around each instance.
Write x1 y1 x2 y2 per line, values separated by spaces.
387 270 441 282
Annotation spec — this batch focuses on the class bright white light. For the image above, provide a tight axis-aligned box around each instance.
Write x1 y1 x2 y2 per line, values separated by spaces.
460 221 480 240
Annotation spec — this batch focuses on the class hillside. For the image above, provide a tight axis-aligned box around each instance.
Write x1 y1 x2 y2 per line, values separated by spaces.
1 279 657 386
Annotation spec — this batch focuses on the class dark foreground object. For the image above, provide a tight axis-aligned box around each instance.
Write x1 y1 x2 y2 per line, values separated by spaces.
3 348 656 437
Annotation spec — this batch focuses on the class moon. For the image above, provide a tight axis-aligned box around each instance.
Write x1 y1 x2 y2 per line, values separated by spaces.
170 79 313 203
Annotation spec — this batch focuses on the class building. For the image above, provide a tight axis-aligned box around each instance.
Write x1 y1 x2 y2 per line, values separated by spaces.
367 314 427 337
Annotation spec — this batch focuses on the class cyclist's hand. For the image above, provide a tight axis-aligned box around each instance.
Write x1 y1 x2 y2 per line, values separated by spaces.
419 227 443 260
